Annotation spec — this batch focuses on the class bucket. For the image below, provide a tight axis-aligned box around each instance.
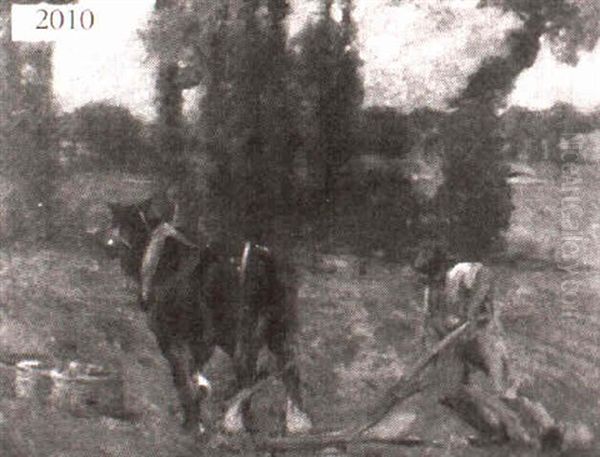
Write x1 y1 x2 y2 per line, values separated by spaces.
50 362 124 418
0 361 15 398
15 359 53 403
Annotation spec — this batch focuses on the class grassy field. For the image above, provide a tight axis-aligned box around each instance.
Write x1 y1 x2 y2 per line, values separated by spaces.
0 165 599 456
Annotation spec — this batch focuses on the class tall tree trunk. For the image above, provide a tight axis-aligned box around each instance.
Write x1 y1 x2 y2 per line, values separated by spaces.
237 0 265 241
453 13 545 109
156 61 184 169
20 42 58 240
203 1 231 242
1 1 58 241
266 0 294 219
154 0 184 179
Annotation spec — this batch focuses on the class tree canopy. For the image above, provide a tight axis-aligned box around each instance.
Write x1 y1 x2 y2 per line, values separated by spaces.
140 0 600 257
66 102 148 170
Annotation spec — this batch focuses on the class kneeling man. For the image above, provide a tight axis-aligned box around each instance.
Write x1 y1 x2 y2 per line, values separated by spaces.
412 243 570 450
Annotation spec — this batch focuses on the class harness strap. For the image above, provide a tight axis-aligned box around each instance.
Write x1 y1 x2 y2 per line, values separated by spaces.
239 241 252 287
140 223 201 302
138 210 150 232
159 223 200 249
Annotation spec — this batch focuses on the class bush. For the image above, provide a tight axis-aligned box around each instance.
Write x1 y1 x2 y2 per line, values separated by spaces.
66 102 150 171
434 107 513 259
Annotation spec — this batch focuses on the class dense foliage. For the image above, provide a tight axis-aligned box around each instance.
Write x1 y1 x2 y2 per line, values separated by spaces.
431 0 600 258
139 0 600 258
143 0 363 247
434 107 513 259
0 7 59 241
294 0 364 198
4 0 600 255
500 103 600 162
65 102 149 171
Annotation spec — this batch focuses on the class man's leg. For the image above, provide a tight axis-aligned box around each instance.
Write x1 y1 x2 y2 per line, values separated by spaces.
502 395 564 450
441 384 534 446
463 324 512 396
442 333 524 444
266 318 313 435
468 326 566 449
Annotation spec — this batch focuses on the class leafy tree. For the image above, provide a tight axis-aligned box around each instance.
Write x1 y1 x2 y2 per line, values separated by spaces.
432 0 600 258
434 107 513 258
201 1 231 218
360 107 410 157
500 104 600 163
144 0 300 245
294 0 363 199
67 102 148 170
0 3 64 241
142 0 212 192
360 106 446 158
153 0 185 181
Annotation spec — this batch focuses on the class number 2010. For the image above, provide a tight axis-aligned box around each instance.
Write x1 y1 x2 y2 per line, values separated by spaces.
36 9 95 30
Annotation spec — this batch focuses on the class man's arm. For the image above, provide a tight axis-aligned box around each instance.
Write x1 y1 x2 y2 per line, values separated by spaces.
416 285 430 347
465 266 493 326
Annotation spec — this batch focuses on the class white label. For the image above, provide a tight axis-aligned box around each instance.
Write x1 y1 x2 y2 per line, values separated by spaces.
11 2 142 42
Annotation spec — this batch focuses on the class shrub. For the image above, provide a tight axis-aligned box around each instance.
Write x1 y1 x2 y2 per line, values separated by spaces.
434 107 513 259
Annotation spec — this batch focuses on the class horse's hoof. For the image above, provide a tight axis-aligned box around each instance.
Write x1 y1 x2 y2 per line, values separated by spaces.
360 408 416 440
560 421 593 451
182 419 209 438
194 372 212 395
223 414 245 434
194 422 213 444
223 396 247 434
286 398 313 435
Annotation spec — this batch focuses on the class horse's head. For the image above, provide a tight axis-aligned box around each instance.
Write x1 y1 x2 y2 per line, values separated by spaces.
105 200 158 280
106 201 150 250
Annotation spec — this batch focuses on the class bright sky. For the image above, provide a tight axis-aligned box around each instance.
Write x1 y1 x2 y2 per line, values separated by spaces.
51 0 600 121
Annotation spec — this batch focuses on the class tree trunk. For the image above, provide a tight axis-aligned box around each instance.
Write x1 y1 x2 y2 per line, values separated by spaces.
154 0 184 177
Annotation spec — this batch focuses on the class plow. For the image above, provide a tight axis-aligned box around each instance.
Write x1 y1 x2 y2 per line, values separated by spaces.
211 323 470 454
210 319 591 455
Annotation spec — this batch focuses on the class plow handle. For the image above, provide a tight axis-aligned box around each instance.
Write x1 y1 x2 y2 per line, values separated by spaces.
354 321 470 436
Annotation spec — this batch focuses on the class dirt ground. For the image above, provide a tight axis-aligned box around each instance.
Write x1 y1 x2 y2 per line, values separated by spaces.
0 166 599 457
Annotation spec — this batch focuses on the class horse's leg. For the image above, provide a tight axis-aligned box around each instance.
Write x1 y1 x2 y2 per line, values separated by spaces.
188 342 215 434
189 306 216 434
223 310 263 434
162 341 199 431
267 319 313 435
148 308 191 426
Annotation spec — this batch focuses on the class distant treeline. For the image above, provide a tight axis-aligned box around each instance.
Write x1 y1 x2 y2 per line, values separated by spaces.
500 103 600 162
5 0 600 260
360 103 600 162
58 102 600 171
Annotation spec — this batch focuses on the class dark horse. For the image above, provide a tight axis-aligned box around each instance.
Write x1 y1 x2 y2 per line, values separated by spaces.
105 201 311 434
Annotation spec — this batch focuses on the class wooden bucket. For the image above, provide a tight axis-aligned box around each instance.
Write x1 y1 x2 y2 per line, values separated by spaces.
50 363 124 418
15 359 53 403
0 361 16 398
